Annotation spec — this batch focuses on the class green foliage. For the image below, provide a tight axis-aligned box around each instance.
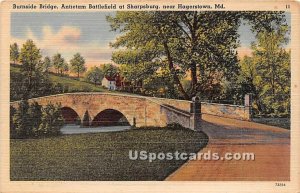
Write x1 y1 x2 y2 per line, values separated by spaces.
12 40 54 100
252 28 290 115
107 11 287 100
166 122 186 130
10 43 19 64
70 53 86 78
19 40 44 97
52 82 67 93
10 65 107 101
11 101 63 139
85 66 103 85
48 74 105 93
52 53 65 75
28 101 43 131
100 63 118 77
238 27 290 116
62 61 69 75
12 100 31 138
42 56 52 72
107 11 285 100
36 103 64 137
10 106 17 138
19 40 42 73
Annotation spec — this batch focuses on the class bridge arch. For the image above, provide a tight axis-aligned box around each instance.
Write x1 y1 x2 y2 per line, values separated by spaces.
91 109 131 126
10 93 200 129
61 106 80 124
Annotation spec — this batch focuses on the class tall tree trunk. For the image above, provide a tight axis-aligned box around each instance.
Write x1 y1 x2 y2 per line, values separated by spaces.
162 41 190 100
190 61 197 96
189 14 198 97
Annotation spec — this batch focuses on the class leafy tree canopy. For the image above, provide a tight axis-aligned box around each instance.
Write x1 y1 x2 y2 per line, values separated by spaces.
85 66 104 85
107 11 287 100
70 53 86 78
10 43 19 64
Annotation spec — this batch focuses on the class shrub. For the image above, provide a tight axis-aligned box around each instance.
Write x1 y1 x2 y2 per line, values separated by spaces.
11 101 64 139
10 106 17 138
166 123 186 130
12 100 30 138
34 103 64 137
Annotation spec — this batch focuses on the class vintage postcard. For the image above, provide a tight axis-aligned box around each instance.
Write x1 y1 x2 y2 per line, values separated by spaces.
0 0 299 192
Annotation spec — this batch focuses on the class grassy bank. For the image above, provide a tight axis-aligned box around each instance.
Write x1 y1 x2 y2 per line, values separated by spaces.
11 65 106 93
11 127 208 181
252 117 290 129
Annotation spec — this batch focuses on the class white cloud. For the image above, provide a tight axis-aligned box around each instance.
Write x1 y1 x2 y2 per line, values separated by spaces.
11 26 114 68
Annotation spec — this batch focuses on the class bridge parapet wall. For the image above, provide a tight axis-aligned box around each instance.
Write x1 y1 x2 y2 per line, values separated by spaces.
152 97 251 121
151 98 192 112
10 93 251 132
201 102 250 121
144 99 193 129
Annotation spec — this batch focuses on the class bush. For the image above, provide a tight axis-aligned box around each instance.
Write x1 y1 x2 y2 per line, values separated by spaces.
166 123 186 130
11 101 64 139
34 103 64 137
10 106 17 139
12 100 31 138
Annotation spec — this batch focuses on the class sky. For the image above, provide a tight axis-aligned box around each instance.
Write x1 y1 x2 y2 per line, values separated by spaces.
11 12 291 68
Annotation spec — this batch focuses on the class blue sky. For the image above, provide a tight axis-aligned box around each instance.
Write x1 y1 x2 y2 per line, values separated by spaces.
11 12 291 68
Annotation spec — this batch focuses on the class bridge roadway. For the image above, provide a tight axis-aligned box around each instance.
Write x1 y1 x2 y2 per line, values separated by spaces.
166 114 290 181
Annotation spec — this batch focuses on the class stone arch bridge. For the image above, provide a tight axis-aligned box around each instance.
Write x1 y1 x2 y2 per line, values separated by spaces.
10 93 202 130
10 92 252 129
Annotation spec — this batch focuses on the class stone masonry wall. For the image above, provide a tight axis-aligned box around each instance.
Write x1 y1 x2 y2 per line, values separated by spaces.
152 97 192 112
10 93 251 131
201 102 251 121
10 93 195 129
154 97 251 121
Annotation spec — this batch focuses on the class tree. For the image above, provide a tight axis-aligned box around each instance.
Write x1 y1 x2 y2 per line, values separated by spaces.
70 53 86 78
12 100 30 138
28 101 42 131
85 66 104 85
42 56 52 72
61 61 69 76
249 26 290 115
100 63 118 77
11 101 64 139
19 40 42 93
235 56 259 105
113 50 161 94
11 40 54 100
52 53 65 75
36 103 64 137
107 11 287 100
10 43 19 65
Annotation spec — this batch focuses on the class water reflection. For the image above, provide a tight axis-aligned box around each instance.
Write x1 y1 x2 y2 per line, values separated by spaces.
60 124 130 134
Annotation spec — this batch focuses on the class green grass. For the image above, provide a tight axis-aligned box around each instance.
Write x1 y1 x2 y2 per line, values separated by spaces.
252 118 290 129
48 74 105 92
10 127 208 181
10 65 107 93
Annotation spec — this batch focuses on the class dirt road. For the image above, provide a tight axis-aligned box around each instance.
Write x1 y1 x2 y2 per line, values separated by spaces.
166 114 290 181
